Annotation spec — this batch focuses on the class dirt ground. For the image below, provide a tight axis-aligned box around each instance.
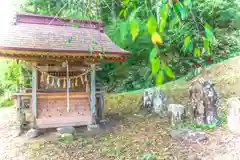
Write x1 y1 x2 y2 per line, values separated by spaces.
1 108 240 160
2 56 240 160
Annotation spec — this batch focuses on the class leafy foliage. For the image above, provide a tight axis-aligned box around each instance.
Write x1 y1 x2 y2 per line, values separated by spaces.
0 60 31 95
120 0 221 85
9 0 238 93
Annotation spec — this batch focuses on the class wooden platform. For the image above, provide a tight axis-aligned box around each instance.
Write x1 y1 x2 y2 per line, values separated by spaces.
36 116 92 128
13 91 105 128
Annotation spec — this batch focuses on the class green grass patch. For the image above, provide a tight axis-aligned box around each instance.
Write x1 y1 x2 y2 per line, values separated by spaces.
0 99 14 108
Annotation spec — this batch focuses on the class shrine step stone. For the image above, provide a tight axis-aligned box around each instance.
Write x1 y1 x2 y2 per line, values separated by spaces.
57 126 75 135
26 128 41 138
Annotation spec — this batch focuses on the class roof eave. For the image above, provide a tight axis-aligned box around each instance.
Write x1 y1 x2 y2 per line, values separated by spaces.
0 46 131 55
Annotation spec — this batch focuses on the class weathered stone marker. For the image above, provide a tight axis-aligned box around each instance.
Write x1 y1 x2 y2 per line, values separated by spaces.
227 97 240 134
188 78 219 125
143 87 168 117
167 104 185 126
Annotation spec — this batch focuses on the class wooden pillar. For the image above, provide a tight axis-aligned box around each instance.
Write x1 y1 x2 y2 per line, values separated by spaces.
90 64 96 124
32 66 37 120
16 95 22 135
100 92 105 120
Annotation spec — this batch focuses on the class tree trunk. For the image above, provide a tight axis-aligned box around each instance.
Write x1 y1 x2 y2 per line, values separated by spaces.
111 0 116 20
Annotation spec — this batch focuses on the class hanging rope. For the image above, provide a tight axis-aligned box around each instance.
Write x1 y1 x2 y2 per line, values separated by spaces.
66 61 70 112
61 61 70 112
38 69 91 80
38 68 92 88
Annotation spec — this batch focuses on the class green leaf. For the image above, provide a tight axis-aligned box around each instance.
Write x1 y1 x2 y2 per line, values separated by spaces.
184 36 191 45
147 16 157 35
119 9 125 17
204 23 214 42
159 19 166 33
120 21 129 41
194 48 201 57
203 37 209 48
160 4 168 20
163 64 175 78
122 0 130 6
183 36 193 52
149 47 157 62
156 70 164 85
152 58 160 76
132 1 137 9
181 8 188 20
208 124 216 129
175 1 188 20
169 16 179 29
207 48 211 56
123 9 128 18
203 37 211 55
130 20 139 41
183 0 192 8
168 0 173 8
129 6 142 21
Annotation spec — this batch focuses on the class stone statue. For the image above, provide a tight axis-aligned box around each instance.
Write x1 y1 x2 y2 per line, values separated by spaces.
188 78 219 125
143 87 168 116
167 104 185 126
227 97 240 134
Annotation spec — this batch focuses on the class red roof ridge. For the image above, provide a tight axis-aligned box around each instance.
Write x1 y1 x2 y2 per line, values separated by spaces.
15 12 104 32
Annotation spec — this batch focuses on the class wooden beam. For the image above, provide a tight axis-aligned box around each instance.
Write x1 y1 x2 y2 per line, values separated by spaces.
36 66 87 72
90 64 96 124
0 49 125 58
36 65 102 72
0 50 126 63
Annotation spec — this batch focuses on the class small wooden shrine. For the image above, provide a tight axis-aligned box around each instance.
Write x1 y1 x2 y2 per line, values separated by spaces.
0 13 131 128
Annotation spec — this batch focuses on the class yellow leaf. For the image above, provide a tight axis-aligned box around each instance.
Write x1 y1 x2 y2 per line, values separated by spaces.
151 32 163 44
166 3 169 8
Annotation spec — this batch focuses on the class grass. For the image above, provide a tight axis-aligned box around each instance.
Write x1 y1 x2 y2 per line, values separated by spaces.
0 98 14 108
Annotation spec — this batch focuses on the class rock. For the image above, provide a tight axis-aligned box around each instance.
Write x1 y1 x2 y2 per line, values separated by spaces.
167 104 185 126
170 129 208 144
170 129 188 139
227 97 240 134
87 124 99 131
183 130 208 144
57 126 75 135
188 78 219 125
187 153 201 160
143 88 168 116
143 89 154 110
26 128 41 138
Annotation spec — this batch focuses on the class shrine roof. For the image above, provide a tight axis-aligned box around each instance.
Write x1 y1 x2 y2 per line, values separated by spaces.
0 13 131 57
